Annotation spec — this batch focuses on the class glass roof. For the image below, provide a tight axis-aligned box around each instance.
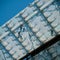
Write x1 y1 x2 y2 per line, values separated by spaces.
0 0 60 60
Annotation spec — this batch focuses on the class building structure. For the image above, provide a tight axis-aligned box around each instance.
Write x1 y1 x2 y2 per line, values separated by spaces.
0 0 60 60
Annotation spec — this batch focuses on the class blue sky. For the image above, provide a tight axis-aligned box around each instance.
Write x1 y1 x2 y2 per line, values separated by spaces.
0 0 34 26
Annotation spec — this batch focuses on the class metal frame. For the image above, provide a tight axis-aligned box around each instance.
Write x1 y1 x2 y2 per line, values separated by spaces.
20 35 60 60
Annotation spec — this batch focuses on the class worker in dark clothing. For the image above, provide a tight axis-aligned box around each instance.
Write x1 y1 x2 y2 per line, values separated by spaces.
18 24 27 39
50 29 54 36
18 24 23 39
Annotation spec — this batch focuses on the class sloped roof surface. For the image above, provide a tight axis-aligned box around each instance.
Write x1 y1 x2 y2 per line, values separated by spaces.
0 0 60 60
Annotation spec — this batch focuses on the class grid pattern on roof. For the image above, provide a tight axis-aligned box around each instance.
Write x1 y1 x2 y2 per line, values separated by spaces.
0 0 60 60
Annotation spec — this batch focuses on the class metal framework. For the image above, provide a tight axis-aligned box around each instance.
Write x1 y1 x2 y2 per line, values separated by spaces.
20 35 60 60
0 0 60 60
